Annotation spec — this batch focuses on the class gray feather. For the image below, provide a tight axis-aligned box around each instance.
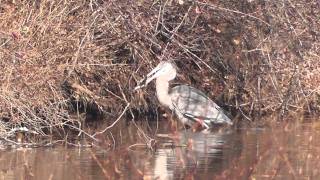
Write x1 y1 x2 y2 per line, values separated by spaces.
169 85 232 127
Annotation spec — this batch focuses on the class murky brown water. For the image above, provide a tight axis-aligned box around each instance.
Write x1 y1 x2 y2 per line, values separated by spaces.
1 122 320 180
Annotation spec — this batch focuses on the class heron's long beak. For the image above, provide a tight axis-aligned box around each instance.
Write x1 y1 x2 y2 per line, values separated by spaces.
134 65 162 91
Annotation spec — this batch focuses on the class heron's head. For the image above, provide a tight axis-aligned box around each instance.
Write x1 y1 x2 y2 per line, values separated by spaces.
134 61 177 90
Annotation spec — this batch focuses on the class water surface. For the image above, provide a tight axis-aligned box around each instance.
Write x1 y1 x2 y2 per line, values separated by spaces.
0 122 319 179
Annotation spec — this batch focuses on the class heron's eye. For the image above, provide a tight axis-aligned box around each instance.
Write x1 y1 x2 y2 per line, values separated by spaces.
160 68 167 74
163 67 170 74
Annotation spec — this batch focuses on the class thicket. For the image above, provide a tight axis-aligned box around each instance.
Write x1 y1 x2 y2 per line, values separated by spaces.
0 0 319 145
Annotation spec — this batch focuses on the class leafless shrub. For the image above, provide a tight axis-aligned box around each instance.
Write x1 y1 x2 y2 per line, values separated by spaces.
0 0 318 143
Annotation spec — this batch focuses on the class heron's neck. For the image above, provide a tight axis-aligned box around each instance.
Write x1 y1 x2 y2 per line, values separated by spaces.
156 77 172 109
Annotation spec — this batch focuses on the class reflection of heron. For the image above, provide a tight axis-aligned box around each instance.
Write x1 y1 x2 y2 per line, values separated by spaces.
134 61 232 129
151 129 241 179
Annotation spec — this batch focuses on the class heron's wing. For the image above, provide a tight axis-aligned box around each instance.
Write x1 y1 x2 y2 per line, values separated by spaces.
170 85 232 125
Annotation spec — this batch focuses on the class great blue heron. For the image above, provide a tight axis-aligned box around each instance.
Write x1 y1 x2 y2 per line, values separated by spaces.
134 61 232 129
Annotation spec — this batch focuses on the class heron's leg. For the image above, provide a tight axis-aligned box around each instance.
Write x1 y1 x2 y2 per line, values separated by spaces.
168 112 178 133
191 122 204 132
190 118 209 131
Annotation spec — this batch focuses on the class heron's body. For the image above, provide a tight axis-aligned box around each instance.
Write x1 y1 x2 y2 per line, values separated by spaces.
135 61 232 129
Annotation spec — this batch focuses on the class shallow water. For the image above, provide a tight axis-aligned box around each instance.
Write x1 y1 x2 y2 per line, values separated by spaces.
0 122 320 179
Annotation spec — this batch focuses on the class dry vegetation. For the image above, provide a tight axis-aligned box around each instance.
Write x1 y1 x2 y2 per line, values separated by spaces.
0 0 319 144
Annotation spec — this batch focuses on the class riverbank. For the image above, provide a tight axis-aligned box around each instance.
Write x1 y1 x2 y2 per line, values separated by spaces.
0 1 319 144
